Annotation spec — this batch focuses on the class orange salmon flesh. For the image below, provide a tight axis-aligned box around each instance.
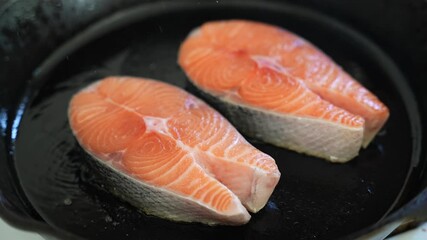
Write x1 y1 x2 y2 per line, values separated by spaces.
68 77 281 225
178 20 389 161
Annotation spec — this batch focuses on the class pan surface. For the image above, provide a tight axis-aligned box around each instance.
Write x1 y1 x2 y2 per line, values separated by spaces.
11 2 420 240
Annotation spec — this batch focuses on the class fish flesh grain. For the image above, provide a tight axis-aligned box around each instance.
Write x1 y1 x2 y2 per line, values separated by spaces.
178 20 389 163
68 76 281 226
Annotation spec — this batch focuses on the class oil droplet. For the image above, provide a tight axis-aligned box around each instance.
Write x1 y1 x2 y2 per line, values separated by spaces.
105 215 112 222
367 186 374 194
63 198 72 205
266 201 279 211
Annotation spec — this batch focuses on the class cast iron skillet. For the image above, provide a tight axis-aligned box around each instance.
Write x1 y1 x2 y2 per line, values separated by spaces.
1 1 427 240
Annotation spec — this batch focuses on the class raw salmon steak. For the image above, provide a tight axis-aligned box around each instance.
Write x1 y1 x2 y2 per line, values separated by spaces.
178 20 389 162
68 76 280 225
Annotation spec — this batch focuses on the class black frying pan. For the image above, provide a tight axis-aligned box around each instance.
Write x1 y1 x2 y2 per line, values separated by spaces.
1 1 427 240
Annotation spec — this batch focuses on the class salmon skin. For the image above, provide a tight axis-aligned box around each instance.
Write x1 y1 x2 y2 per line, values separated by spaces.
68 77 280 226
178 20 389 162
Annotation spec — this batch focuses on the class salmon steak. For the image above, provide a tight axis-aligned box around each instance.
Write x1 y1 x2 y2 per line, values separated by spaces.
68 77 280 225
178 20 389 162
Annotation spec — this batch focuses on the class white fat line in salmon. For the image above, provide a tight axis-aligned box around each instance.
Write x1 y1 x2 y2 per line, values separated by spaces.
102 96 264 173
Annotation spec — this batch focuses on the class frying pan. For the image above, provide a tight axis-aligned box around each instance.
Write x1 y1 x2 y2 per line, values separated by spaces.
1 0 426 239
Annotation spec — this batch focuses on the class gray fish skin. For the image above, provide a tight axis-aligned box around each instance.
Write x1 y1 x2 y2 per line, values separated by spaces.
188 82 364 163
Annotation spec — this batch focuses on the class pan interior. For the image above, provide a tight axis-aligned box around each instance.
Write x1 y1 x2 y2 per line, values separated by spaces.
13 2 416 240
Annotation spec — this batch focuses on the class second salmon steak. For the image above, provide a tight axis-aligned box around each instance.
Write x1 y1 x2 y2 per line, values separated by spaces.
178 20 389 162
